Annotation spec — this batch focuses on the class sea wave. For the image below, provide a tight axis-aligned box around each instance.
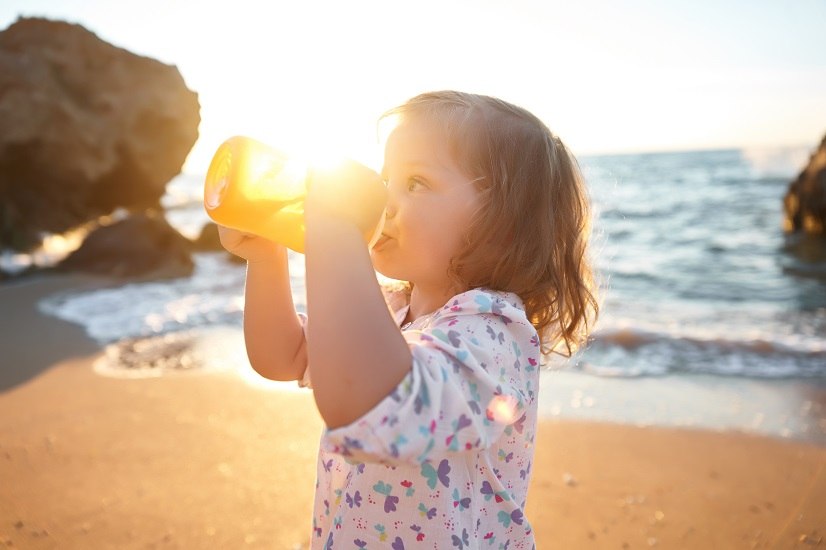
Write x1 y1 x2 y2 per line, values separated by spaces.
580 325 826 379
38 253 250 342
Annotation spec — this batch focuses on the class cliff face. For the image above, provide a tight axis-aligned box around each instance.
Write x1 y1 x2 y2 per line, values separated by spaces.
0 17 200 251
784 134 826 237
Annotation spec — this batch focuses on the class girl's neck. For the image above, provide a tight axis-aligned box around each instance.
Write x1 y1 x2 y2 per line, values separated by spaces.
406 282 462 322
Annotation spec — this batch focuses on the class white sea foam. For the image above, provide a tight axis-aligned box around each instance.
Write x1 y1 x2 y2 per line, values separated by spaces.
740 145 812 179
40 253 238 342
92 325 247 378
38 250 308 344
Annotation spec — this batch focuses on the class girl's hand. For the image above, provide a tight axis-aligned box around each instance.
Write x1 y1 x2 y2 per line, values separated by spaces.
305 160 386 238
217 225 283 263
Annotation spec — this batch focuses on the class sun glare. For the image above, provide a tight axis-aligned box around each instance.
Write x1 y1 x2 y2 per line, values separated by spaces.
486 394 519 425
245 154 309 201
236 362 308 393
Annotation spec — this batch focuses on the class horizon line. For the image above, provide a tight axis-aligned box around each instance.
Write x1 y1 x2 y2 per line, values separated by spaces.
577 140 820 158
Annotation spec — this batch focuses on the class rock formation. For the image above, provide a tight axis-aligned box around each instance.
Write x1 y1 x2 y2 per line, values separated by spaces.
55 212 194 279
0 17 200 251
784 134 826 236
192 222 245 263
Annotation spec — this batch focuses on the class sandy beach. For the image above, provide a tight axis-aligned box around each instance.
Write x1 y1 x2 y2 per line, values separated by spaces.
1 275 824 549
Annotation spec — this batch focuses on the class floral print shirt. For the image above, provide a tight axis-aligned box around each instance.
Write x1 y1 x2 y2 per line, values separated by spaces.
300 287 540 550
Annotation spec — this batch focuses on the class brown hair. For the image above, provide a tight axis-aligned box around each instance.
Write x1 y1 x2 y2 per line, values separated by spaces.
382 91 599 357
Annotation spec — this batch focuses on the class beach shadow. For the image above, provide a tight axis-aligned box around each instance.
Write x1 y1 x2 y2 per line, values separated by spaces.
0 274 102 392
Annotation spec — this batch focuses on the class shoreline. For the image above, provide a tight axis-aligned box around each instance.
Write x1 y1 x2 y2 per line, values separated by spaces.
540 368 826 445
5 272 824 445
1 274 825 548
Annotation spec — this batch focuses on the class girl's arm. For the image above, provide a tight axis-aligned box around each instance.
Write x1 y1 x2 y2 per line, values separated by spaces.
304 168 412 429
243 251 307 381
219 226 307 381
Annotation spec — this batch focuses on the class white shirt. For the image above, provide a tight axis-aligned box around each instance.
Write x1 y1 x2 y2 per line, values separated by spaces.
300 287 540 550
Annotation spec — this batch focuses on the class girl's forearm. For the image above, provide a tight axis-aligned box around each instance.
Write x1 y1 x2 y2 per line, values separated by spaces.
243 248 307 381
305 217 412 429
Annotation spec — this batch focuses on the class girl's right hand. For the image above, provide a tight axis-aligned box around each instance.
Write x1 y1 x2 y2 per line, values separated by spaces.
217 225 283 263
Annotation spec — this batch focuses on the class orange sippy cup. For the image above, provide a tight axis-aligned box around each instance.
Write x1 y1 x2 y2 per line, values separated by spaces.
203 136 386 253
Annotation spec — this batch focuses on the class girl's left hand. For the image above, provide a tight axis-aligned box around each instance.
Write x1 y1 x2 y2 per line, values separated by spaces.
305 160 386 239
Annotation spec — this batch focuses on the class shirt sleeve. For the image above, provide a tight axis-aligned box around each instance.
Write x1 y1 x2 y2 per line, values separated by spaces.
321 289 539 466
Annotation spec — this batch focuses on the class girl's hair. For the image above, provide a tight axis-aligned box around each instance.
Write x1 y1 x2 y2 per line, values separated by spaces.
381 91 599 357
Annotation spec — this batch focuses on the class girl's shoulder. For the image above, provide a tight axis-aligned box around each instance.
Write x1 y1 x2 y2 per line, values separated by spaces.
379 284 525 317
428 288 537 350
439 287 527 323
379 284 529 331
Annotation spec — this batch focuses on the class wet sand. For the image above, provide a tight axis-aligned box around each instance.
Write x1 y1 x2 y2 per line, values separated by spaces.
0 275 824 549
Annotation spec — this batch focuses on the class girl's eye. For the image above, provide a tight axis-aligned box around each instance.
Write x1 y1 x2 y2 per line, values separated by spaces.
407 177 426 192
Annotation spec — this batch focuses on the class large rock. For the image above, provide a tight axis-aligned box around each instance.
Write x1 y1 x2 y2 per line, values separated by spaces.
191 222 244 263
55 212 194 279
784 134 826 236
0 17 200 251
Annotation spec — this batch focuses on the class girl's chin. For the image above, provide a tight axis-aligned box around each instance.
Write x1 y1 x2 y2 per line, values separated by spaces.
370 253 404 281
371 262 399 280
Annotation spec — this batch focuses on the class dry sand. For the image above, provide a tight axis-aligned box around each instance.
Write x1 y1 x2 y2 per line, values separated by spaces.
0 275 824 549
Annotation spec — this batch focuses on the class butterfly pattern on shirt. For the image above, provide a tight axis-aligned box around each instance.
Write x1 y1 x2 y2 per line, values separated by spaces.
304 287 541 550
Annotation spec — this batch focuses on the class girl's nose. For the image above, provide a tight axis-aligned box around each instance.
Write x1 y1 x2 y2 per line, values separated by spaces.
383 183 398 219
384 203 397 219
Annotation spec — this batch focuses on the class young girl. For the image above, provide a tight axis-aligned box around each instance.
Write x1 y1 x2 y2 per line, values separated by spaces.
219 91 598 549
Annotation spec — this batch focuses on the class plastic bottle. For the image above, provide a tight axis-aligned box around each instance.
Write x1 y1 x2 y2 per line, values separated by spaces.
203 136 386 253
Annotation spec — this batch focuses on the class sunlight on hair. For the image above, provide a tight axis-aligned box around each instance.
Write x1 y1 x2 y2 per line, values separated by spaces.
486 394 519 425
377 112 402 146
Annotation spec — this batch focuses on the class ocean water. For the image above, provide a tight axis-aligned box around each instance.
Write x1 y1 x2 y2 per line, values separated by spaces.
580 147 826 379
31 145 826 384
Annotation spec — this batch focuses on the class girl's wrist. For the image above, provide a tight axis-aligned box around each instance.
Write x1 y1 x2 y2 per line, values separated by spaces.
246 243 288 265
305 213 363 244
305 161 386 235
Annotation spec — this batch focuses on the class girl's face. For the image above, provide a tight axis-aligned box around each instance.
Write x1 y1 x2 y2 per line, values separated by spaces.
371 119 481 292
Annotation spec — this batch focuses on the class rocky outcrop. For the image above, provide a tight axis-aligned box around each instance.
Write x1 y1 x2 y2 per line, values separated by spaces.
55 212 194 279
784 134 826 236
191 222 223 252
0 17 200 251
192 222 244 263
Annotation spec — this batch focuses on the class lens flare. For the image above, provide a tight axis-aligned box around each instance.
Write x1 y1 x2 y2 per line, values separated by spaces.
486 394 519 425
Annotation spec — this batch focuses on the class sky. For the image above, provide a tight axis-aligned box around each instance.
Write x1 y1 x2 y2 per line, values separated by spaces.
1 0 825 174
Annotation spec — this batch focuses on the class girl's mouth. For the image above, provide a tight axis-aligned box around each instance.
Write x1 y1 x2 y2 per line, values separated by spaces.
371 233 393 251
